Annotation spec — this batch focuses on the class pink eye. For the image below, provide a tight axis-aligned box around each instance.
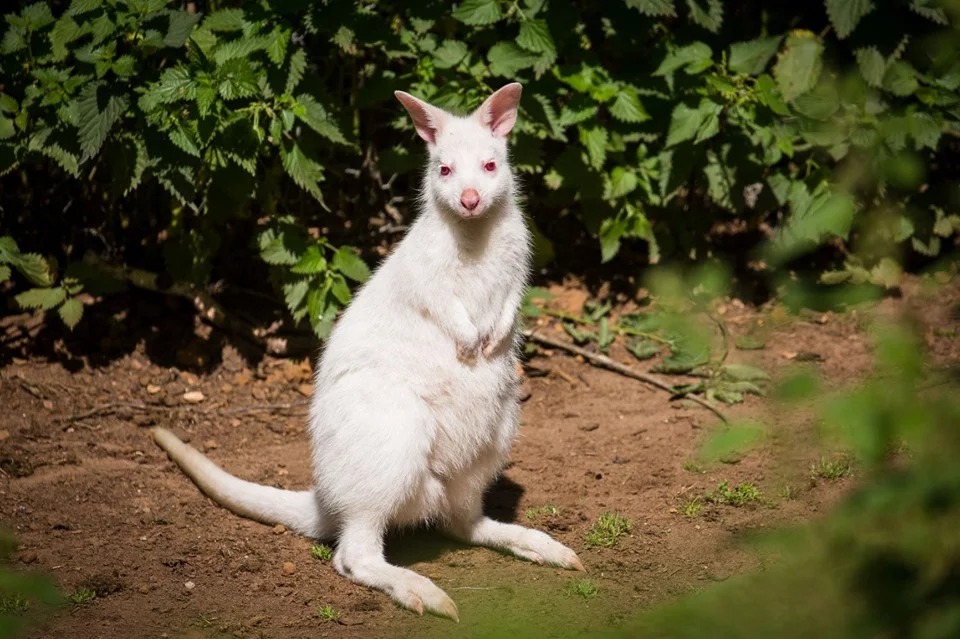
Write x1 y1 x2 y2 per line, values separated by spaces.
483 161 496 172
440 165 451 177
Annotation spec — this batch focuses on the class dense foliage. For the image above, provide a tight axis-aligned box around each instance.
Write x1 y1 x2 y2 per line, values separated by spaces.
1 0 958 337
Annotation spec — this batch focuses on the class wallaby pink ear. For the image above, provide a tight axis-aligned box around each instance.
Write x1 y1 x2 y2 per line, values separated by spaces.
394 91 447 145
474 83 523 138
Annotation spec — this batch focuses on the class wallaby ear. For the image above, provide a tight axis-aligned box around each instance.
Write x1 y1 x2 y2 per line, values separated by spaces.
474 83 522 138
394 91 447 145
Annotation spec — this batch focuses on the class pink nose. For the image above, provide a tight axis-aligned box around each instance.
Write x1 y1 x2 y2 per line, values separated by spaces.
460 188 480 211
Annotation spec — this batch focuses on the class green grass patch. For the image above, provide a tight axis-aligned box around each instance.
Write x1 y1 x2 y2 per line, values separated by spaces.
0 593 30 616
705 481 764 507
585 512 631 548
66 587 96 607
525 504 563 520
810 456 853 480
682 497 704 518
310 544 333 562
317 604 340 623
568 578 599 599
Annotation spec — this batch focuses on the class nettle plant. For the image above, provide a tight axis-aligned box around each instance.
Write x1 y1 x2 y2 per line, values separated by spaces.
0 0 359 335
379 0 959 274
1 0 958 337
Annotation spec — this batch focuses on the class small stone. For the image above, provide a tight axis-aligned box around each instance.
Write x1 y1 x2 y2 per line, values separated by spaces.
138 585 150 594
184 581 195 590
297 384 313 397
273 524 286 535
281 562 296 575
42 400 53 410
0 430 9 442
183 391 204 404
579 422 600 432
18 551 38 564
202 439 218 451
146 384 162 395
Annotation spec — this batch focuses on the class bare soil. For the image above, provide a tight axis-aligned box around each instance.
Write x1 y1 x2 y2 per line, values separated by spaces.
1 276 958 639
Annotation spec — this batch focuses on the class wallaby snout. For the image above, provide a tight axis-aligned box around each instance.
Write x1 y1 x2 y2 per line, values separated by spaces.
460 188 480 211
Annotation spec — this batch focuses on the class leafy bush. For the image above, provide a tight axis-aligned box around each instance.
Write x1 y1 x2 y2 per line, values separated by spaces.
1 0 958 337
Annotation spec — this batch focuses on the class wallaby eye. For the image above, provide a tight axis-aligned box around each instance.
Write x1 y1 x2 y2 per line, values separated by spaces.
439 165 451 177
483 161 496 173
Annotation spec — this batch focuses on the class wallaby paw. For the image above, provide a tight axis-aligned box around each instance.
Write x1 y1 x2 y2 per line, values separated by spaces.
391 575 459 622
512 529 585 571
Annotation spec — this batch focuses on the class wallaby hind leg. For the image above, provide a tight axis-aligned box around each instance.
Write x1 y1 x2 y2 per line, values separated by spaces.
333 519 459 621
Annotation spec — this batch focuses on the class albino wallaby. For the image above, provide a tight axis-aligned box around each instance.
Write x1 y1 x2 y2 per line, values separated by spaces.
152 82 583 622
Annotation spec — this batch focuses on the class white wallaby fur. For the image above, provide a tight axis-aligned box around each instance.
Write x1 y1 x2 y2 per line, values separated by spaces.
152 82 584 622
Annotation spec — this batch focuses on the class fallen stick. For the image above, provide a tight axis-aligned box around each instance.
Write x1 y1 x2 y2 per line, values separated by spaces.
523 329 728 423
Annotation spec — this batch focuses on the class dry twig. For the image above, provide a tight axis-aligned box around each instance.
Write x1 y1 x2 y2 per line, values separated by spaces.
523 329 728 423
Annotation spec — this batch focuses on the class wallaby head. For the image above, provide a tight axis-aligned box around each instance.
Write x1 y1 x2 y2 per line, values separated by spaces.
394 83 522 221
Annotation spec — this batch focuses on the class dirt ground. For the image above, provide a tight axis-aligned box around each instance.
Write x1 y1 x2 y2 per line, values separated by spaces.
1 275 958 639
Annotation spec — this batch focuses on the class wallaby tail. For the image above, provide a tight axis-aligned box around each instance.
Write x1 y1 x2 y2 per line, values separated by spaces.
152 427 330 539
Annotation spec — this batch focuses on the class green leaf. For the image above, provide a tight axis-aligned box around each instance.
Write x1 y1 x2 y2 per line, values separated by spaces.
16 286 66 310
0 117 13 140
625 0 677 16
563 322 595 345
433 39 469 69
686 0 723 33
0 265 10 281
330 274 351 305
665 99 723 147
488 42 541 77
16 253 55 287
722 363 770 382
627 338 661 361
213 35 271 66
58 297 83 328
756 74 790 115
516 19 555 56
869 257 902 289
0 94 17 113
883 61 919 96
699 420 766 462
654 42 713 76
332 247 370 283
75 83 128 160
291 245 327 274
294 94 348 144
203 9 246 32
165 10 200 47
704 148 735 211
855 47 886 87
605 167 638 199
773 31 824 101
283 278 310 318
825 0 874 39
609 87 650 122
452 0 502 25
285 49 306 95
909 0 948 24
579 126 608 171
729 36 783 75
258 227 301 266
139 67 196 111
265 26 290 66
281 142 325 205
218 58 258 99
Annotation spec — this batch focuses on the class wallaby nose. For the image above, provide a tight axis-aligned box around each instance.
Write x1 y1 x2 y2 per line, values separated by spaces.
460 188 480 211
